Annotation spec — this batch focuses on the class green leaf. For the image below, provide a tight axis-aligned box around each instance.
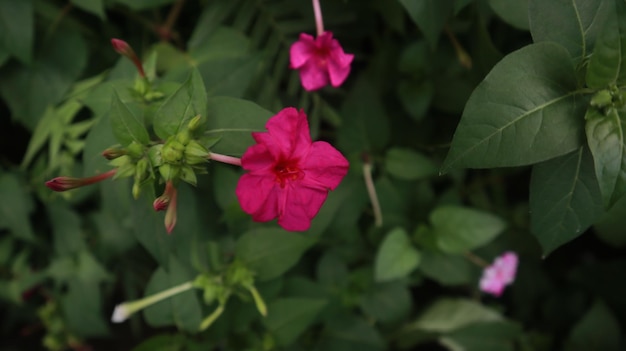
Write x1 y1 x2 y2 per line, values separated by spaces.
317 315 386 351
398 0 453 49
530 147 604 255
47 204 86 255
316 252 349 287
83 113 117 177
263 298 327 346
154 68 207 139
359 282 412 323
419 251 476 286
235 229 316 281
442 42 585 171
143 255 202 333
529 0 612 61
114 0 175 10
0 30 87 130
585 0 626 88
374 228 421 282
594 195 626 247
110 91 150 146
205 96 273 156
397 80 434 122
488 0 529 30
385 148 437 180
131 191 172 268
431 206 506 253
70 0 105 19
131 334 185 351
586 108 626 207
0 0 33 64
406 298 502 333
564 300 620 351
0 173 34 241
61 278 110 337
439 321 522 351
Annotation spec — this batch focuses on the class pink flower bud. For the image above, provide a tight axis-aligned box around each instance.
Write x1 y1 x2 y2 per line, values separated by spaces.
110 38 146 78
153 181 178 233
479 251 518 297
45 169 117 192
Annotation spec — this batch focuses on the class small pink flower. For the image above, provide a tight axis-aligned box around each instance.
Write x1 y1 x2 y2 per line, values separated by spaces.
289 32 354 91
45 169 117 192
235 107 349 231
479 251 518 296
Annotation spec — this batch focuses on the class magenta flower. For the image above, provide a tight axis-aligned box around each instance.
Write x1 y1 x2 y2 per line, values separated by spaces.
479 251 519 296
289 32 354 91
235 107 349 231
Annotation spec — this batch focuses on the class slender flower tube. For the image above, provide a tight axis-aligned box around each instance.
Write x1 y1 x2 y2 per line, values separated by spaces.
45 169 117 192
111 281 194 323
312 0 324 36
208 152 242 166
479 251 519 297
235 107 349 231
110 38 146 78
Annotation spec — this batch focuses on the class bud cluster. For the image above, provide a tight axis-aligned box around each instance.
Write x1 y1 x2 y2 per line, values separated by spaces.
590 84 626 115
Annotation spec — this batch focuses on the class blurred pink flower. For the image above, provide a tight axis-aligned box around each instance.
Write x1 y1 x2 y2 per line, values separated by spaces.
479 251 518 296
289 32 354 91
235 107 349 231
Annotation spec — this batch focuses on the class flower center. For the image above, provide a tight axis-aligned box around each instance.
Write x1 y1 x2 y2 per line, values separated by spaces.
314 46 331 67
274 161 304 188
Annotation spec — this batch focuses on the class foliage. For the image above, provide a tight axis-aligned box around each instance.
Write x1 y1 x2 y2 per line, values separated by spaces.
1 0 626 350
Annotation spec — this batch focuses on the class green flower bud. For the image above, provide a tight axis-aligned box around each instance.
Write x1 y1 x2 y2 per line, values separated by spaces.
148 144 163 167
102 146 126 160
185 140 209 165
135 158 149 180
127 141 144 158
114 163 136 179
162 144 183 164
180 165 197 186
170 139 186 152
188 114 203 132
591 89 613 108
132 182 141 199
176 130 191 145
109 155 132 167
159 163 180 180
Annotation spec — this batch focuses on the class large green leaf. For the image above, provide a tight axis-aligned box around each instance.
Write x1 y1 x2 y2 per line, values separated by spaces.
374 228 421 282
83 113 117 177
419 251 475 286
0 30 87 130
439 321 522 351
564 300 620 351
488 0 529 30
0 0 33 64
529 0 612 61
61 278 110 337
442 42 585 171
235 229 316 281
406 298 502 333
205 96 273 156
585 108 626 207
530 147 604 255
110 91 150 146
154 68 207 139
585 0 626 88
143 255 202 333
263 298 327 346
0 173 34 241
70 0 105 19
431 206 506 253
48 204 86 256
398 0 453 49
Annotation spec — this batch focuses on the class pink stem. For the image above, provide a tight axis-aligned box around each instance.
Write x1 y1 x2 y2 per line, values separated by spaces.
209 152 242 167
312 0 324 36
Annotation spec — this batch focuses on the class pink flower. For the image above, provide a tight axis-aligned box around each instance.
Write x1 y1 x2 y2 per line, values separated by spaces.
479 251 518 296
289 32 354 91
235 107 349 231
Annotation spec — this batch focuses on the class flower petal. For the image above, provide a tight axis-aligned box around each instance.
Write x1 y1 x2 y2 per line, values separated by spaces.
236 173 280 222
301 141 349 190
299 60 329 91
278 185 329 231
255 108 312 160
290 33 316 69
241 142 275 172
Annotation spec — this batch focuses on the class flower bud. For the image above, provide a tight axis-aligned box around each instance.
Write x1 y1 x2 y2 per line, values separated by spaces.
45 169 117 192
159 164 180 181
176 130 191 145
180 165 197 186
127 141 144 158
102 146 126 160
132 182 141 200
110 38 146 78
591 89 612 108
162 144 183 164
135 158 149 180
188 114 203 132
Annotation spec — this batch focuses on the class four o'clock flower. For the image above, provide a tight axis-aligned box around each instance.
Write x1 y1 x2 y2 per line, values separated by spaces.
45 169 117 192
479 251 519 297
289 0 354 91
110 38 145 78
235 107 349 231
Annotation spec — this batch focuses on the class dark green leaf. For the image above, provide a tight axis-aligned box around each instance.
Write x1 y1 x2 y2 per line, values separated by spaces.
131 191 172 268
205 96 273 156
564 300 620 351
439 321 522 351
0 173 34 241
70 0 105 19
131 334 185 351
48 204 86 255
359 282 412 323
264 298 327 346
0 0 33 64
398 0 453 49
431 206 506 253
529 0 612 60
316 252 349 287
143 255 202 333
585 108 626 207
397 80 433 122
385 148 437 180
406 298 502 333
374 228 421 282
442 42 585 171
235 229 316 281
61 278 109 337
154 68 207 139
316 315 386 351
419 251 476 286
530 147 603 255
0 30 87 130
83 113 118 177
594 195 626 247
113 0 175 10
585 0 626 88
110 91 150 146
488 0 529 30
